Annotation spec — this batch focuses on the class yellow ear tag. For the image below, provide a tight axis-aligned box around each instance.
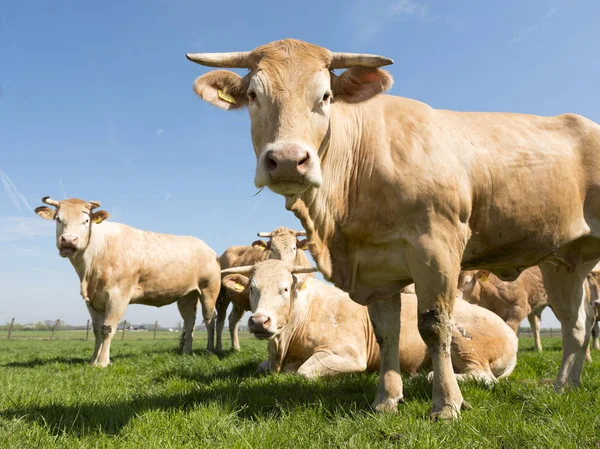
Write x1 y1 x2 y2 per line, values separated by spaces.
297 282 307 291
234 282 245 292
92 216 103 224
479 275 488 283
217 89 236 105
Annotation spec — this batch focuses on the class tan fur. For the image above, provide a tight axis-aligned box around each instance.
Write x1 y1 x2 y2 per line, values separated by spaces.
215 227 313 351
191 38 600 418
225 260 517 384
462 267 549 351
35 197 221 367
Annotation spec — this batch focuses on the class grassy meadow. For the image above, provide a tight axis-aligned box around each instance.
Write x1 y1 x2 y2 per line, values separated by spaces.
1 333 599 448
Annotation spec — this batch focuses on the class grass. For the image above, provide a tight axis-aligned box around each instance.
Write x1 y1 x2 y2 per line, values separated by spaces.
1 335 600 449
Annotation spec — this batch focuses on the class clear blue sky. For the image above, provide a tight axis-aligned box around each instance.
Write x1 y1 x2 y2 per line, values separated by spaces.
1 0 599 328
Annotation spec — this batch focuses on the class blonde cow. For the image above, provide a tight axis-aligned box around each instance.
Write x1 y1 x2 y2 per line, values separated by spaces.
189 38 600 419
222 260 518 385
34 197 221 367
215 227 312 351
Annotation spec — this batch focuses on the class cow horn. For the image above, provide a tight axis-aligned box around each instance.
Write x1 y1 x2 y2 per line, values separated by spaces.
330 52 394 69
257 232 272 238
42 196 60 207
88 201 101 210
186 51 252 68
221 265 255 276
293 230 307 237
291 266 318 274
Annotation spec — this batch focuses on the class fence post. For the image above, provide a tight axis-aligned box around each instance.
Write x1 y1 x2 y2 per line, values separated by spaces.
550 328 553 338
122 320 127 340
153 321 158 340
85 319 90 341
7 318 15 340
50 319 60 341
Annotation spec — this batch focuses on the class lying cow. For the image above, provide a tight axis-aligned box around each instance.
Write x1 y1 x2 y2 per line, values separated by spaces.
222 260 518 385
462 267 549 352
34 197 221 367
216 227 312 351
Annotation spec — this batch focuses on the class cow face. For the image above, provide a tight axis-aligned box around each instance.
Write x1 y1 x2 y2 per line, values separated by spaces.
188 39 393 196
267 230 308 266
221 259 315 340
34 197 109 258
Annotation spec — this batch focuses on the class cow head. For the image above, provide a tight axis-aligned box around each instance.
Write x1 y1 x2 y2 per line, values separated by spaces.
34 197 109 258
257 227 308 266
221 259 317 340
188 39 393 196
462 270 490 304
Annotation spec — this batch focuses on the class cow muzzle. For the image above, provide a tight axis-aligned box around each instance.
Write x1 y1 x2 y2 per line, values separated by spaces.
59 235 79 257
248 313 275 339
255 142 322 195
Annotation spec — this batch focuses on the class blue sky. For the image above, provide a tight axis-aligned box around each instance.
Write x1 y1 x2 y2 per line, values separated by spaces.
1 0 599 328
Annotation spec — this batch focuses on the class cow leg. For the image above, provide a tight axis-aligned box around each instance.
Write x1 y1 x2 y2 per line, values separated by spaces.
228 304 245 351
367 292 403 413
199 276 220 353
176 294 198 355
296 349 367 379
87 304 104 366
540 261 596 390
214 293 230 353
527 312 543 352
95 294 128 368
593 320 600 350
412 247 464 420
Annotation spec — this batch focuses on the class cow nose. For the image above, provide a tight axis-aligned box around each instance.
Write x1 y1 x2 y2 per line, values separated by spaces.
263 146 312 179
60 235 79 246
248 313 271 332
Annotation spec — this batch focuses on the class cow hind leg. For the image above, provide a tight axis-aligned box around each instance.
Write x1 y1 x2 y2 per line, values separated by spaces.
228 304 245 351
199 276 220 353
296 349 367 379
214 292 230 353
367 292 403 413
593 320 600 350
527 312 543 352
540 260 596 390
177 293 199 355
87 304 104 366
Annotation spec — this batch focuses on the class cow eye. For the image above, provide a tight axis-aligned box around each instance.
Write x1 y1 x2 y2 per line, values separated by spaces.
248 91 257 101
84 218 89 224
56 217 61 223
322 92 331 102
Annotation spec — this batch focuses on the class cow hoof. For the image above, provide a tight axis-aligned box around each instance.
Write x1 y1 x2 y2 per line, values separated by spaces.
429 404 459 421
426 371 434 383
95 360 111 368
372 397 403 413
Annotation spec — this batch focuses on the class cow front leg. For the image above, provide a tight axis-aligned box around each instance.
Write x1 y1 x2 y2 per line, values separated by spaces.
412 248 465 420
87 304 104 366
296 349 367 379
527 312 543 352
95 293 128 368
592 319 600 350
177 293 198 355
367 292 403 413
228 304 245 351
214 293 230 353
540 260 596 389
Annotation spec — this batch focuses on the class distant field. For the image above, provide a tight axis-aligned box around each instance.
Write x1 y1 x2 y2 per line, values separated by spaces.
2 329 183 341
1 336 599 449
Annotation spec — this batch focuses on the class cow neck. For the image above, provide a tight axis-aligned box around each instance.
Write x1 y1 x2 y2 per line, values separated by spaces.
272 278 313 367
286 102 368 285
69 222 110 285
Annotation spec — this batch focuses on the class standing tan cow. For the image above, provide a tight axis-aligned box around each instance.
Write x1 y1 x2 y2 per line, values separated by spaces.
462 267 549 351
188 38 600 419
34 197 221 367
215 227 312 351
222 260 518 385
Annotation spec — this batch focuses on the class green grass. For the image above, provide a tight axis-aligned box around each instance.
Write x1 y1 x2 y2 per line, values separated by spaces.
1 335 599 449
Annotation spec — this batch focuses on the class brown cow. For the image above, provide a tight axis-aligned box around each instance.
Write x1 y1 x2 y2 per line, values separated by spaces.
188 38 600 419
222 260 518 385
215 227 312 351
34 197 221 367
462 267 549 352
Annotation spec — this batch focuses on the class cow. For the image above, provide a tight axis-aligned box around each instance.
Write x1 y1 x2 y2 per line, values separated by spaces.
187 38 600 420
221 260 518 385
585 271 600 351
215 227 312 351
462 267 549 352
34 197 221 367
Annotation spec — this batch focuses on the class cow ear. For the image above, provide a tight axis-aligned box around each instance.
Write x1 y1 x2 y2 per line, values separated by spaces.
291 274 309 292
193 70 248 110
252 240 268 251
92 210 110 224
297 238 308 251
34 206 56 221
222 274 249 293
332 67 393 104
477 270 491 282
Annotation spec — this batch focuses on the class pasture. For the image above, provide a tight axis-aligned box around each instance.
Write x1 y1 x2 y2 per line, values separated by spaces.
1 334 599 449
